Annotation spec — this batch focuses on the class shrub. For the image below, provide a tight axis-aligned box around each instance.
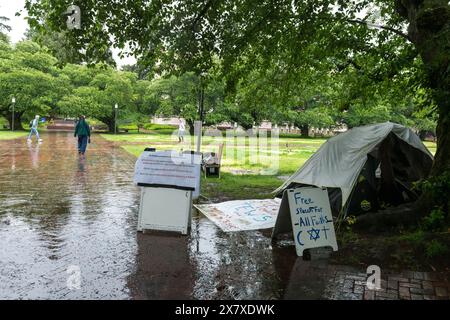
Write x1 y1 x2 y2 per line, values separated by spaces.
425 240 448 258
120 124 139 131
416 171 450 214
143 123 177 131
422 208 446 232
398 230 425 245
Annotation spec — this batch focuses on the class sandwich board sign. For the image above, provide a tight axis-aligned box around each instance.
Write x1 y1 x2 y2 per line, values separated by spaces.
182 150 202 200
272 187 338 256
134 150 201 235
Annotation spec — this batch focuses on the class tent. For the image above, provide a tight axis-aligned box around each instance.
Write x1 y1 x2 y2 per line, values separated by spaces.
273 122 434 218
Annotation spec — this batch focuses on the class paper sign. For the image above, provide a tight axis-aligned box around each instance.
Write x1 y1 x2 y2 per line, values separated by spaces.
287 187 338 256
134 150 201 191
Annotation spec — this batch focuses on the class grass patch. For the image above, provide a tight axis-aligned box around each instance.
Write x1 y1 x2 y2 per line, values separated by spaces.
0 130 29 140
114 131 437 205
201 173 281 201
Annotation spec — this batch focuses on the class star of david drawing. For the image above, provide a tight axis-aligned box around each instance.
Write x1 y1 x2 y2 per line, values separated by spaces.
307 227 320 241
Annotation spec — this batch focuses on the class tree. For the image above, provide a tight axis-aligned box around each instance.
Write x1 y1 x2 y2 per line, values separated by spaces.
25 0 450 212
144 72 226 133
57 67 135 132
25 25 85 65
0 11 11 34
0 40 66 129
121 60 155 80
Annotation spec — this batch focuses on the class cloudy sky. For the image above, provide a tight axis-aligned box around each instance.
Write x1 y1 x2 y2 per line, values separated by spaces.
0 0 136 68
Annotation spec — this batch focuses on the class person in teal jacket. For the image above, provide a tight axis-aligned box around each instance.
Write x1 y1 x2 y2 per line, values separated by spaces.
74 115 91 157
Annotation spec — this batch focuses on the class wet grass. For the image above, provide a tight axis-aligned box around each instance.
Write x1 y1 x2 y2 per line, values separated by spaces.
109 133 322 201
201 174 283 201
104 131 437 201
103 132 323 172
0 130 29 140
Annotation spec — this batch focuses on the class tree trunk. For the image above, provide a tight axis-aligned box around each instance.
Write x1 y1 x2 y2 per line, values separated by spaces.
189 77 205 136
109 121 116 133
3 111 24 130
300 124 309 137
397 0 450 165
100 117 115 133
197 82 205 123
430 99 450 175
397 0 450 212
187 119 195 136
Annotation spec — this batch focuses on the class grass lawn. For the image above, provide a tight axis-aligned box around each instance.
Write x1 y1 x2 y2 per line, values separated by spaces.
102 132 437 201
0 130 29 140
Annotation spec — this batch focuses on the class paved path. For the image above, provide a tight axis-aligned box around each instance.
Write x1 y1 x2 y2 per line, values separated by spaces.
286 259 450 300
0 133 140 299
0 132 449 300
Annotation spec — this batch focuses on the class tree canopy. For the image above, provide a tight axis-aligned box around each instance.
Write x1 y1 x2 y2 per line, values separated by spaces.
0 40 67 129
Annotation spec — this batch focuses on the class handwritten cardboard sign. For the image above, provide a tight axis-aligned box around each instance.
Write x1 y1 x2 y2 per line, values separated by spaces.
272 187 338 256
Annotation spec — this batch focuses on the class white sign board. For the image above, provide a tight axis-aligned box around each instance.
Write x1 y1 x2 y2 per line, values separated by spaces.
182 151 202 200
138 186 192 235
272 187 338 256
134 150 201 191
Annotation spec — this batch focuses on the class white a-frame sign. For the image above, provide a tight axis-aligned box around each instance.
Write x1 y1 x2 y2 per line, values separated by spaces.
272 187 338 256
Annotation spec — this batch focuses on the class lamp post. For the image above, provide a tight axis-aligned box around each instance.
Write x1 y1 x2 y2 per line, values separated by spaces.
114 103 118 134
11 97 15 131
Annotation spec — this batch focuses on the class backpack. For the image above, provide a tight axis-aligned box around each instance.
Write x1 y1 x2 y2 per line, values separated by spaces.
29 120 33 128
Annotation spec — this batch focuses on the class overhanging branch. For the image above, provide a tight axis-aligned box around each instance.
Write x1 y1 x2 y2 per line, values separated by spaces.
192 0 214 32
347 19 411 42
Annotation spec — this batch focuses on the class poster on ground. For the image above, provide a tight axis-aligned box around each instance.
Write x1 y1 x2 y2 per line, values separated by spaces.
195 198 281 232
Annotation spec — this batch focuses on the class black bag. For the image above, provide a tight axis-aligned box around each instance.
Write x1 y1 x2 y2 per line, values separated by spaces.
29 120 33 128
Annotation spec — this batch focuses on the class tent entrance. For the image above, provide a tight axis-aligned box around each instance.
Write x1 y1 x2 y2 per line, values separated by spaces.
345 132 432 217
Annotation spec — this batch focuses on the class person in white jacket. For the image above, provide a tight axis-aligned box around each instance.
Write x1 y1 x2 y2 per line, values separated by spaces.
178 119 185 142
27 115 43 142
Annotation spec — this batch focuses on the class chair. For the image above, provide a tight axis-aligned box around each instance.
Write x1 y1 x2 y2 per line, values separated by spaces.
202 143 224 178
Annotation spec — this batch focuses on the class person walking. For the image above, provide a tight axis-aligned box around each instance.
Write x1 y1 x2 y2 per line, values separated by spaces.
27 115 43 142
74 115 91 157
178 118 185 142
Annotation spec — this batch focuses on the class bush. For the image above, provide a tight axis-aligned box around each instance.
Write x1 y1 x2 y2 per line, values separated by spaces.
398 230 425 245
143 123 177 131
425 240 448 258
120 124 139 131
0 117 9 130
422 208 447 232
416 171 450 213
142 123 178 134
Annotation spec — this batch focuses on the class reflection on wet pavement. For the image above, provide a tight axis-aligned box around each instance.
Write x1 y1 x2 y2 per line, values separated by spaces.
0 133 139 299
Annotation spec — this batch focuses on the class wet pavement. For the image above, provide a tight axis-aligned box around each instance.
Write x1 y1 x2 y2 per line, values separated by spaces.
1 132 449 300
0 133 139 299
